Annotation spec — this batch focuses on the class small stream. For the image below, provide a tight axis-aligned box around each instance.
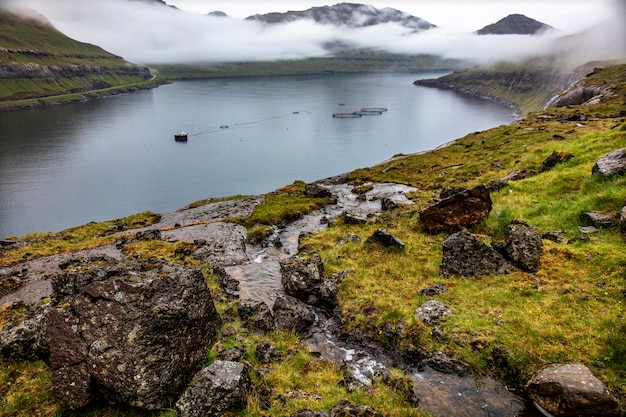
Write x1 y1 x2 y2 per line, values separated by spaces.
223 179 546 417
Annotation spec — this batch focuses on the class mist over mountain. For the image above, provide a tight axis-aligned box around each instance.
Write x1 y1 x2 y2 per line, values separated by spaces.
2 0 624 67
476 14 555 35
245 3 435 32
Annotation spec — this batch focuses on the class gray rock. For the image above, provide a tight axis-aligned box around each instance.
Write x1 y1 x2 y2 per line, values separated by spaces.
339 211 367 225
440 230 514 277
214 265 240 296
255 341 282 364
580 211 619 229
280 253 337 307
47 258 221 410
419 283 448 297
592 148 626 176
0 303 48 362
176 361 253 417
237 299 275 331
526 363 619 416
329 399 385 417
380 197 398 211
218 346 247 362
191 222 248 266
486 169 537 191
420 185 492 233
305 183 334 200
272 294 316 333
338 232 361 245
365 228 405 250
415 300 453 325
542 231 565 243
504 222 543 272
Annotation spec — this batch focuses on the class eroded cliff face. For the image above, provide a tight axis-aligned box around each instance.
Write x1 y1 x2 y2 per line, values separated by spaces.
0 10 152 104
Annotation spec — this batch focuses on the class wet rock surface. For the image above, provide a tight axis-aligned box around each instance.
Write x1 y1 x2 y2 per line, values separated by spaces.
526 363 619 416
415 300 454 325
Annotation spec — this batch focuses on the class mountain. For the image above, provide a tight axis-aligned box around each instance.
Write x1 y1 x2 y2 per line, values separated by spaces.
0 9 157 110
476 14 555 35
245 2 435 31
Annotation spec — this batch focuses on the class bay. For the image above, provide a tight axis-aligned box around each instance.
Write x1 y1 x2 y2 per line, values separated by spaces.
0 73 514 238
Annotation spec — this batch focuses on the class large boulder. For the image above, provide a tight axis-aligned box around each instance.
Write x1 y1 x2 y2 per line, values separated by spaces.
46 257 221 410
420 185 492 233
280 253 337 307
272 294 316 333
504 222 543 272
592 148 626 176
176 360 253 417
580 211 619 229
526 363 619 416
440 230 514 277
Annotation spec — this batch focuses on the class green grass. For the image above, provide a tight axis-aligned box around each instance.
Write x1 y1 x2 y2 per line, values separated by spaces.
1 60 625 416
0 10 155 106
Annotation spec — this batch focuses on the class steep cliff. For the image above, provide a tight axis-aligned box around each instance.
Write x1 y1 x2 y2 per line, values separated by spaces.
0 9 153 107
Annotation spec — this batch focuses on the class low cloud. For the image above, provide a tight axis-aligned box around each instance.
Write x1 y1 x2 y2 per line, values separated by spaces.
3 0 625 67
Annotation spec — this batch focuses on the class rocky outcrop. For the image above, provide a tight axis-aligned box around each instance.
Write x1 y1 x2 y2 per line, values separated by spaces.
440 230 514 277
0 303 48 362
526 363 619 416
580 211 619 229
415 300 453 325
504 221 543 272
592 148 626 177
419 185 492 233
545 77 616 108
364 228 405 250
237 299 275 331
176 360 252 417
272 294 316 333
280 253 338 307
46 257 221 410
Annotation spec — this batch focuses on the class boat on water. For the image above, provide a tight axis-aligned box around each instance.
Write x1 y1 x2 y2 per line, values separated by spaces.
360 107 388 112
174 132 188 141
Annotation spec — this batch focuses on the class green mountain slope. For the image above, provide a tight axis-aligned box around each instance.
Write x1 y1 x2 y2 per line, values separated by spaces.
0 9 158 110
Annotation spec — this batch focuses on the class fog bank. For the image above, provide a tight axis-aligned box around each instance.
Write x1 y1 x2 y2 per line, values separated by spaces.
3 0 625 66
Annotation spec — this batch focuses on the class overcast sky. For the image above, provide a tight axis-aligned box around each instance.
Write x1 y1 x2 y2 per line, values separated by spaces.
4 0 624 65
170 0 619 33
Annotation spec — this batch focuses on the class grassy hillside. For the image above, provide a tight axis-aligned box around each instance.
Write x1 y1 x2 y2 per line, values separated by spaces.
150 51 463 80
0 9 159 110
413 58 621 114
1 64 625 416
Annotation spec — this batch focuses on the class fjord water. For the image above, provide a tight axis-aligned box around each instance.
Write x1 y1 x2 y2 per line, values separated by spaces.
0 73 514 238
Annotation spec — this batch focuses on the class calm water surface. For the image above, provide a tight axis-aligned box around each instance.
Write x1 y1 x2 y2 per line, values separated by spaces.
0 73 514 238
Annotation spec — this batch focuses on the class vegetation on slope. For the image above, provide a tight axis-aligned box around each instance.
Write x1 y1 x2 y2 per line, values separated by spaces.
0 9 161 110
0 64 625 416
150 50 463 80
413 58 620 114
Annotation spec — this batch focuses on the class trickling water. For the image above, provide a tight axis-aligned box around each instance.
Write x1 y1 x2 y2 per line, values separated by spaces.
223 180 544 417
